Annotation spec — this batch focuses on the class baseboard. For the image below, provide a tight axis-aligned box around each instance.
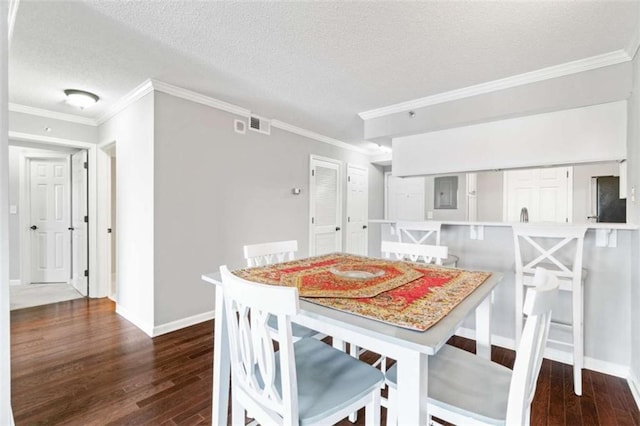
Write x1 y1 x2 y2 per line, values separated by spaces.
152 310 215 337
9 280 21 286
628 370 640 410
115 304 154 337
455 327 629 378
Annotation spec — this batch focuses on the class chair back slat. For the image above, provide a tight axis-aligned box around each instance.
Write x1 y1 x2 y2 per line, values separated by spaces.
381 241 448 266
220 265 300 424
512 225 586 279
506 267 559 425
396 221 442 245
244 240 298 267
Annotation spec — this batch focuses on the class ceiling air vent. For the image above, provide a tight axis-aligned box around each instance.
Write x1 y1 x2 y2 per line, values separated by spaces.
249 114 271 135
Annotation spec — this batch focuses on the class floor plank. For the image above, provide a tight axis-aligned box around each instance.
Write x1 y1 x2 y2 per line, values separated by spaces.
10 298 640 425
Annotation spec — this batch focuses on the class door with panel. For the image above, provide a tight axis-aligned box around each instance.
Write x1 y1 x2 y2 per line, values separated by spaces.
385 174 425 221
29 158 70 283
504 166 571 223
346 164 368 256
309 157 342 256
71 150 88 296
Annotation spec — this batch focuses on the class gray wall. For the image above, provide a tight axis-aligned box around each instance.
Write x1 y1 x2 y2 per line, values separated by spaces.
627 50 640 388
443 225 631 366
153 92 384 326
365 62 631 141
476 171 503 222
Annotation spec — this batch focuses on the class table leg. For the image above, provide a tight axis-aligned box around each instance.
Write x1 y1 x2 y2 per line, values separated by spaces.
475 291 492 360
212 285 231 425
395 350 429 425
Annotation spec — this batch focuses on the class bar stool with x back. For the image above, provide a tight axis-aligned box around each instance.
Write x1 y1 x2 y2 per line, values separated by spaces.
512 224 588 396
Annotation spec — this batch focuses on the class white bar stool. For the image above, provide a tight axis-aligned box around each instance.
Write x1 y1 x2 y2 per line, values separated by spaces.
512 224 587 396
394 221 459 267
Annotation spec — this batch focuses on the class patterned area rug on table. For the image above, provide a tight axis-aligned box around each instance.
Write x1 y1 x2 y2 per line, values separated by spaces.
233 253 423 297
306 265 491 331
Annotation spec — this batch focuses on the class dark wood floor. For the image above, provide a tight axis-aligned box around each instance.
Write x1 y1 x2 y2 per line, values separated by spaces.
10 298 640 425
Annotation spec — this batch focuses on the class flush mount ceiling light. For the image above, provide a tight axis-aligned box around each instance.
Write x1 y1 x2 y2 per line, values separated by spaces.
64 89 99 109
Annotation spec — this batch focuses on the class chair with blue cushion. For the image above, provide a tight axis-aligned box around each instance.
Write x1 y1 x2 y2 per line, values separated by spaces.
220 265 384 425
385 267 559 426
243 240 319 342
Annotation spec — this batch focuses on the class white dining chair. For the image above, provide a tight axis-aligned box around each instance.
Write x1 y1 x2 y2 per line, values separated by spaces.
394 221 459 267
512 224 587 395
381 240 449 266
385 267 559 426
243 239 298 267
243 240 320 342
220 265 384 426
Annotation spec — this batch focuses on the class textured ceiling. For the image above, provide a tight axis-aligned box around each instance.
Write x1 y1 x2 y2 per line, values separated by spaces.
9 1 640 146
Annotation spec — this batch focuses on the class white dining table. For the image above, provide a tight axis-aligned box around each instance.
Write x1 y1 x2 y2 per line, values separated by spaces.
202 260 503 425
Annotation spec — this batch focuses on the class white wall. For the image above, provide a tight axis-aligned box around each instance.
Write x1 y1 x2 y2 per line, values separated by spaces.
0 0 12 421
152 91 384 327
627 45 640 402
98 92 155 335
393 101 628 176
9 110 98 144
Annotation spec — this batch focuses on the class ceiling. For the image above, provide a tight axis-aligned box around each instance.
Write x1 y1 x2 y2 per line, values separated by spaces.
9 1 640 148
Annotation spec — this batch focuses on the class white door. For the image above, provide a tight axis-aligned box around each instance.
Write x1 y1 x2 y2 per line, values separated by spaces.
504 166 572 223
29 159 70 283
309 157 342 256
346 164 368 256
71 150 88 296
385 173 425 220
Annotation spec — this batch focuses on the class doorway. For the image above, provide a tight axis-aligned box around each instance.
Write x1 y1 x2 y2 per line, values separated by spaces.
503 166 573 223
309 155 342 256
346 164 368 256
101 143 117 301
9 143 88 309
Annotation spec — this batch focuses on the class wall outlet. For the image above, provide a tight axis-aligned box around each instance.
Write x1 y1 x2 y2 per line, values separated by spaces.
427 211 433 219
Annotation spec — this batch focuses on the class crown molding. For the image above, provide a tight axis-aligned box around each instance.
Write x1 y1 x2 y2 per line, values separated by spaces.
150 80 251 118
358 49 632 121
9 103 98 126
96 79 154 125
15 78 371 156
270 120 368 154
146 79 369 155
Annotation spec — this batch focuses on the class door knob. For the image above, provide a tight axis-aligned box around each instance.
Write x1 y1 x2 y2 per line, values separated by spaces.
335 227 341 231
362 225 368 229
68 227 75 231
30 225 37 230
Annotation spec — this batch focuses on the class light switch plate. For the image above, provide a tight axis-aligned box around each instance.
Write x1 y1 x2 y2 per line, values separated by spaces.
427 211 433 219
9 205 17 214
